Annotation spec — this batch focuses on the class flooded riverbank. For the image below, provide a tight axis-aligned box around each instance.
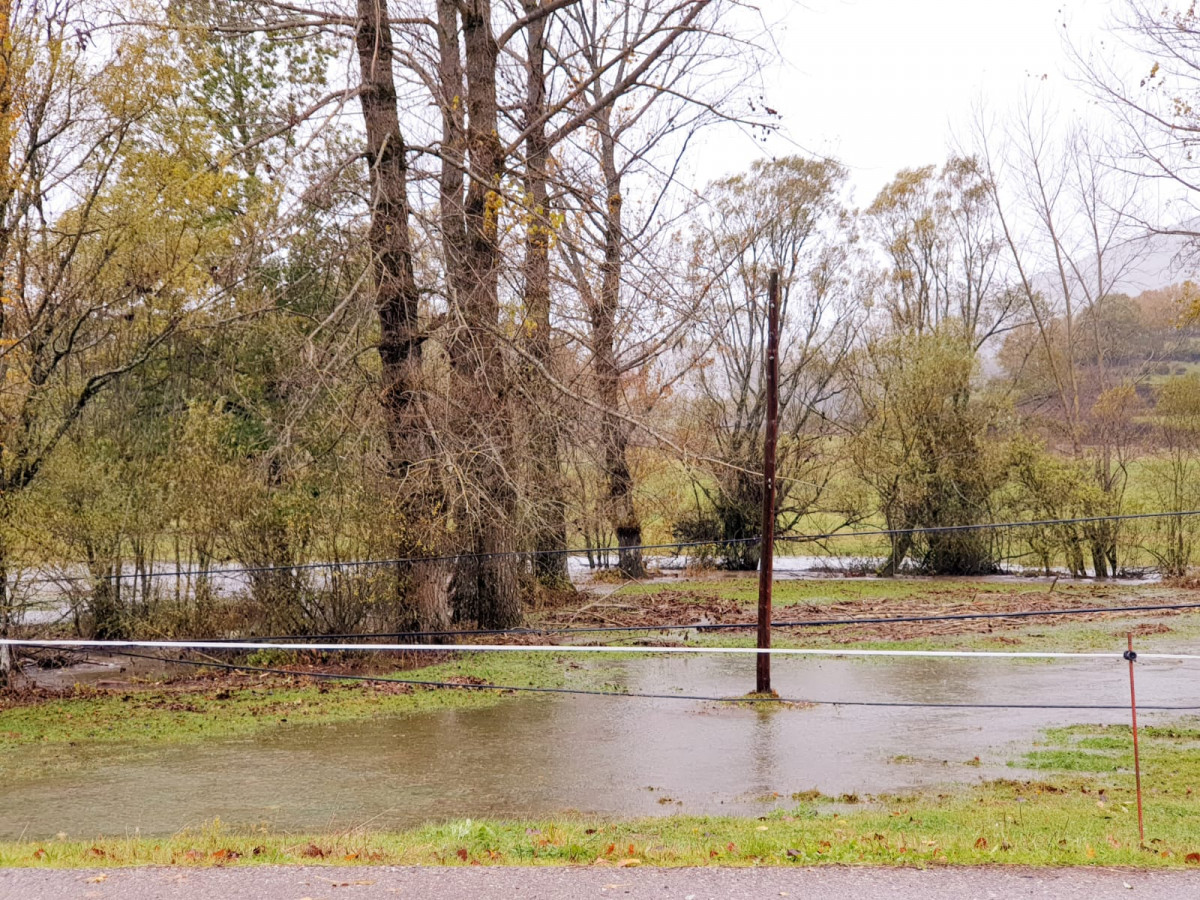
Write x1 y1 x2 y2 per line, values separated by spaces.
2 652 1195 839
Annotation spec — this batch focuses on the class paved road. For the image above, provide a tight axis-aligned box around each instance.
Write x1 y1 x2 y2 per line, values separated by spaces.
1 866 1198 900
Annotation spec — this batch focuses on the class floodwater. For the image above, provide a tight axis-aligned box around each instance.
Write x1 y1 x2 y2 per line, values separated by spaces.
4 653 1197 839
13 553 1157 626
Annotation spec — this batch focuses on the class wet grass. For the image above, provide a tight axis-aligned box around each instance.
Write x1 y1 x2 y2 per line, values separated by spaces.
584 575 1200 654
5 578 1196 784
0 653 613 783
4 576 1200 868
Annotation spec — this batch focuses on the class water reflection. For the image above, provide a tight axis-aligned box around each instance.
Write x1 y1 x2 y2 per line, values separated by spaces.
2 654 1193 838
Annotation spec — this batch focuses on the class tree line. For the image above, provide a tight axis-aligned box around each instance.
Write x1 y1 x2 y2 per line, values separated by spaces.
2 0 1200 683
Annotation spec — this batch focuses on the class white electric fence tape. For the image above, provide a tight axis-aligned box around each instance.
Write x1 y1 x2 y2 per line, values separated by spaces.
3 638 1200 661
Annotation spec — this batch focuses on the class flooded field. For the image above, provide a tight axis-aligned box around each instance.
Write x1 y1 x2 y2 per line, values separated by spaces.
3 652 1196 839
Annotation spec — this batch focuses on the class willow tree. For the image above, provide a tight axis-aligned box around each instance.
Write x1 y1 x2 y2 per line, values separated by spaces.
849 328 1005 577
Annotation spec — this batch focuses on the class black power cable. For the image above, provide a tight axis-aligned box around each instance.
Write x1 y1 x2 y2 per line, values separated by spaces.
90 648 1200 712
188 599 1200 645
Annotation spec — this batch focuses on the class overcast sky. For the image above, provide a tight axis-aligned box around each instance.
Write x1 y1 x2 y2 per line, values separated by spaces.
718 0 1121 205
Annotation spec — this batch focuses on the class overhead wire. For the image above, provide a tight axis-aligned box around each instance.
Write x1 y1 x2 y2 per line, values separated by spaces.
76 647 1200 712
177 598 1200 645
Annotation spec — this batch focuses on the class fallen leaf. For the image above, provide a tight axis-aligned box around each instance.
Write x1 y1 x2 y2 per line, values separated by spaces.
86 874 107 883
605 843 615 855
32 849 45 859
456 848 469 861
1186 852 1200 864
616 858 641 868
974 837 988 849
343 852 359 861
1086 845 1096 859
301 844 326 859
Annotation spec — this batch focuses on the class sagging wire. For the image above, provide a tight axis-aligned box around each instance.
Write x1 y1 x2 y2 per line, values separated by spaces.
185 599 1200 644
76 646 1200 712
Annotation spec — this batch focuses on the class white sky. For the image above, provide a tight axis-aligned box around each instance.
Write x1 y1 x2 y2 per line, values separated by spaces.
714 0 1120 205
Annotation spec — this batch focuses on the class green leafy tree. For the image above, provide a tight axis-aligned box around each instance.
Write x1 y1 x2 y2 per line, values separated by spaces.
850 328 1006 576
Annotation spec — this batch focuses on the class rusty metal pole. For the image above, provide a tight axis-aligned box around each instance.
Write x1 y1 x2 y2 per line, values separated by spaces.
1126 633 1145 845
756 271 781 695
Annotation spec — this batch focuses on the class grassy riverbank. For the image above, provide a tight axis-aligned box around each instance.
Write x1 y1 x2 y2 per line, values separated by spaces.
3 576 1200 868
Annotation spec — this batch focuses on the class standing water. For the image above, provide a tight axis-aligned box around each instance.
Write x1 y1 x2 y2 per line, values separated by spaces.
2 653 1195 838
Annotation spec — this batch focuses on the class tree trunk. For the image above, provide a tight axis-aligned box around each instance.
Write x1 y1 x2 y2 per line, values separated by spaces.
592 105 643 578
89 560 124 640
457 0 522 627
355 0 450 631
877 533 912 578
521 0 570 585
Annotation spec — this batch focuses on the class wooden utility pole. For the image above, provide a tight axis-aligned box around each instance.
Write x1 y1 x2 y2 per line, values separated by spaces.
756 270 781 695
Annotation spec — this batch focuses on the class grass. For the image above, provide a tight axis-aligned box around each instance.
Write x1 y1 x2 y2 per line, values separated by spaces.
4 673 1200 867
581 574 1200 654
5 575 1192 781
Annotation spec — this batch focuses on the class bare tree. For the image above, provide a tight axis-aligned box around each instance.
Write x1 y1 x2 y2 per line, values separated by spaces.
683 155 862 570
550 0 765 575
975 102 1148 576
1071 0 1200 240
